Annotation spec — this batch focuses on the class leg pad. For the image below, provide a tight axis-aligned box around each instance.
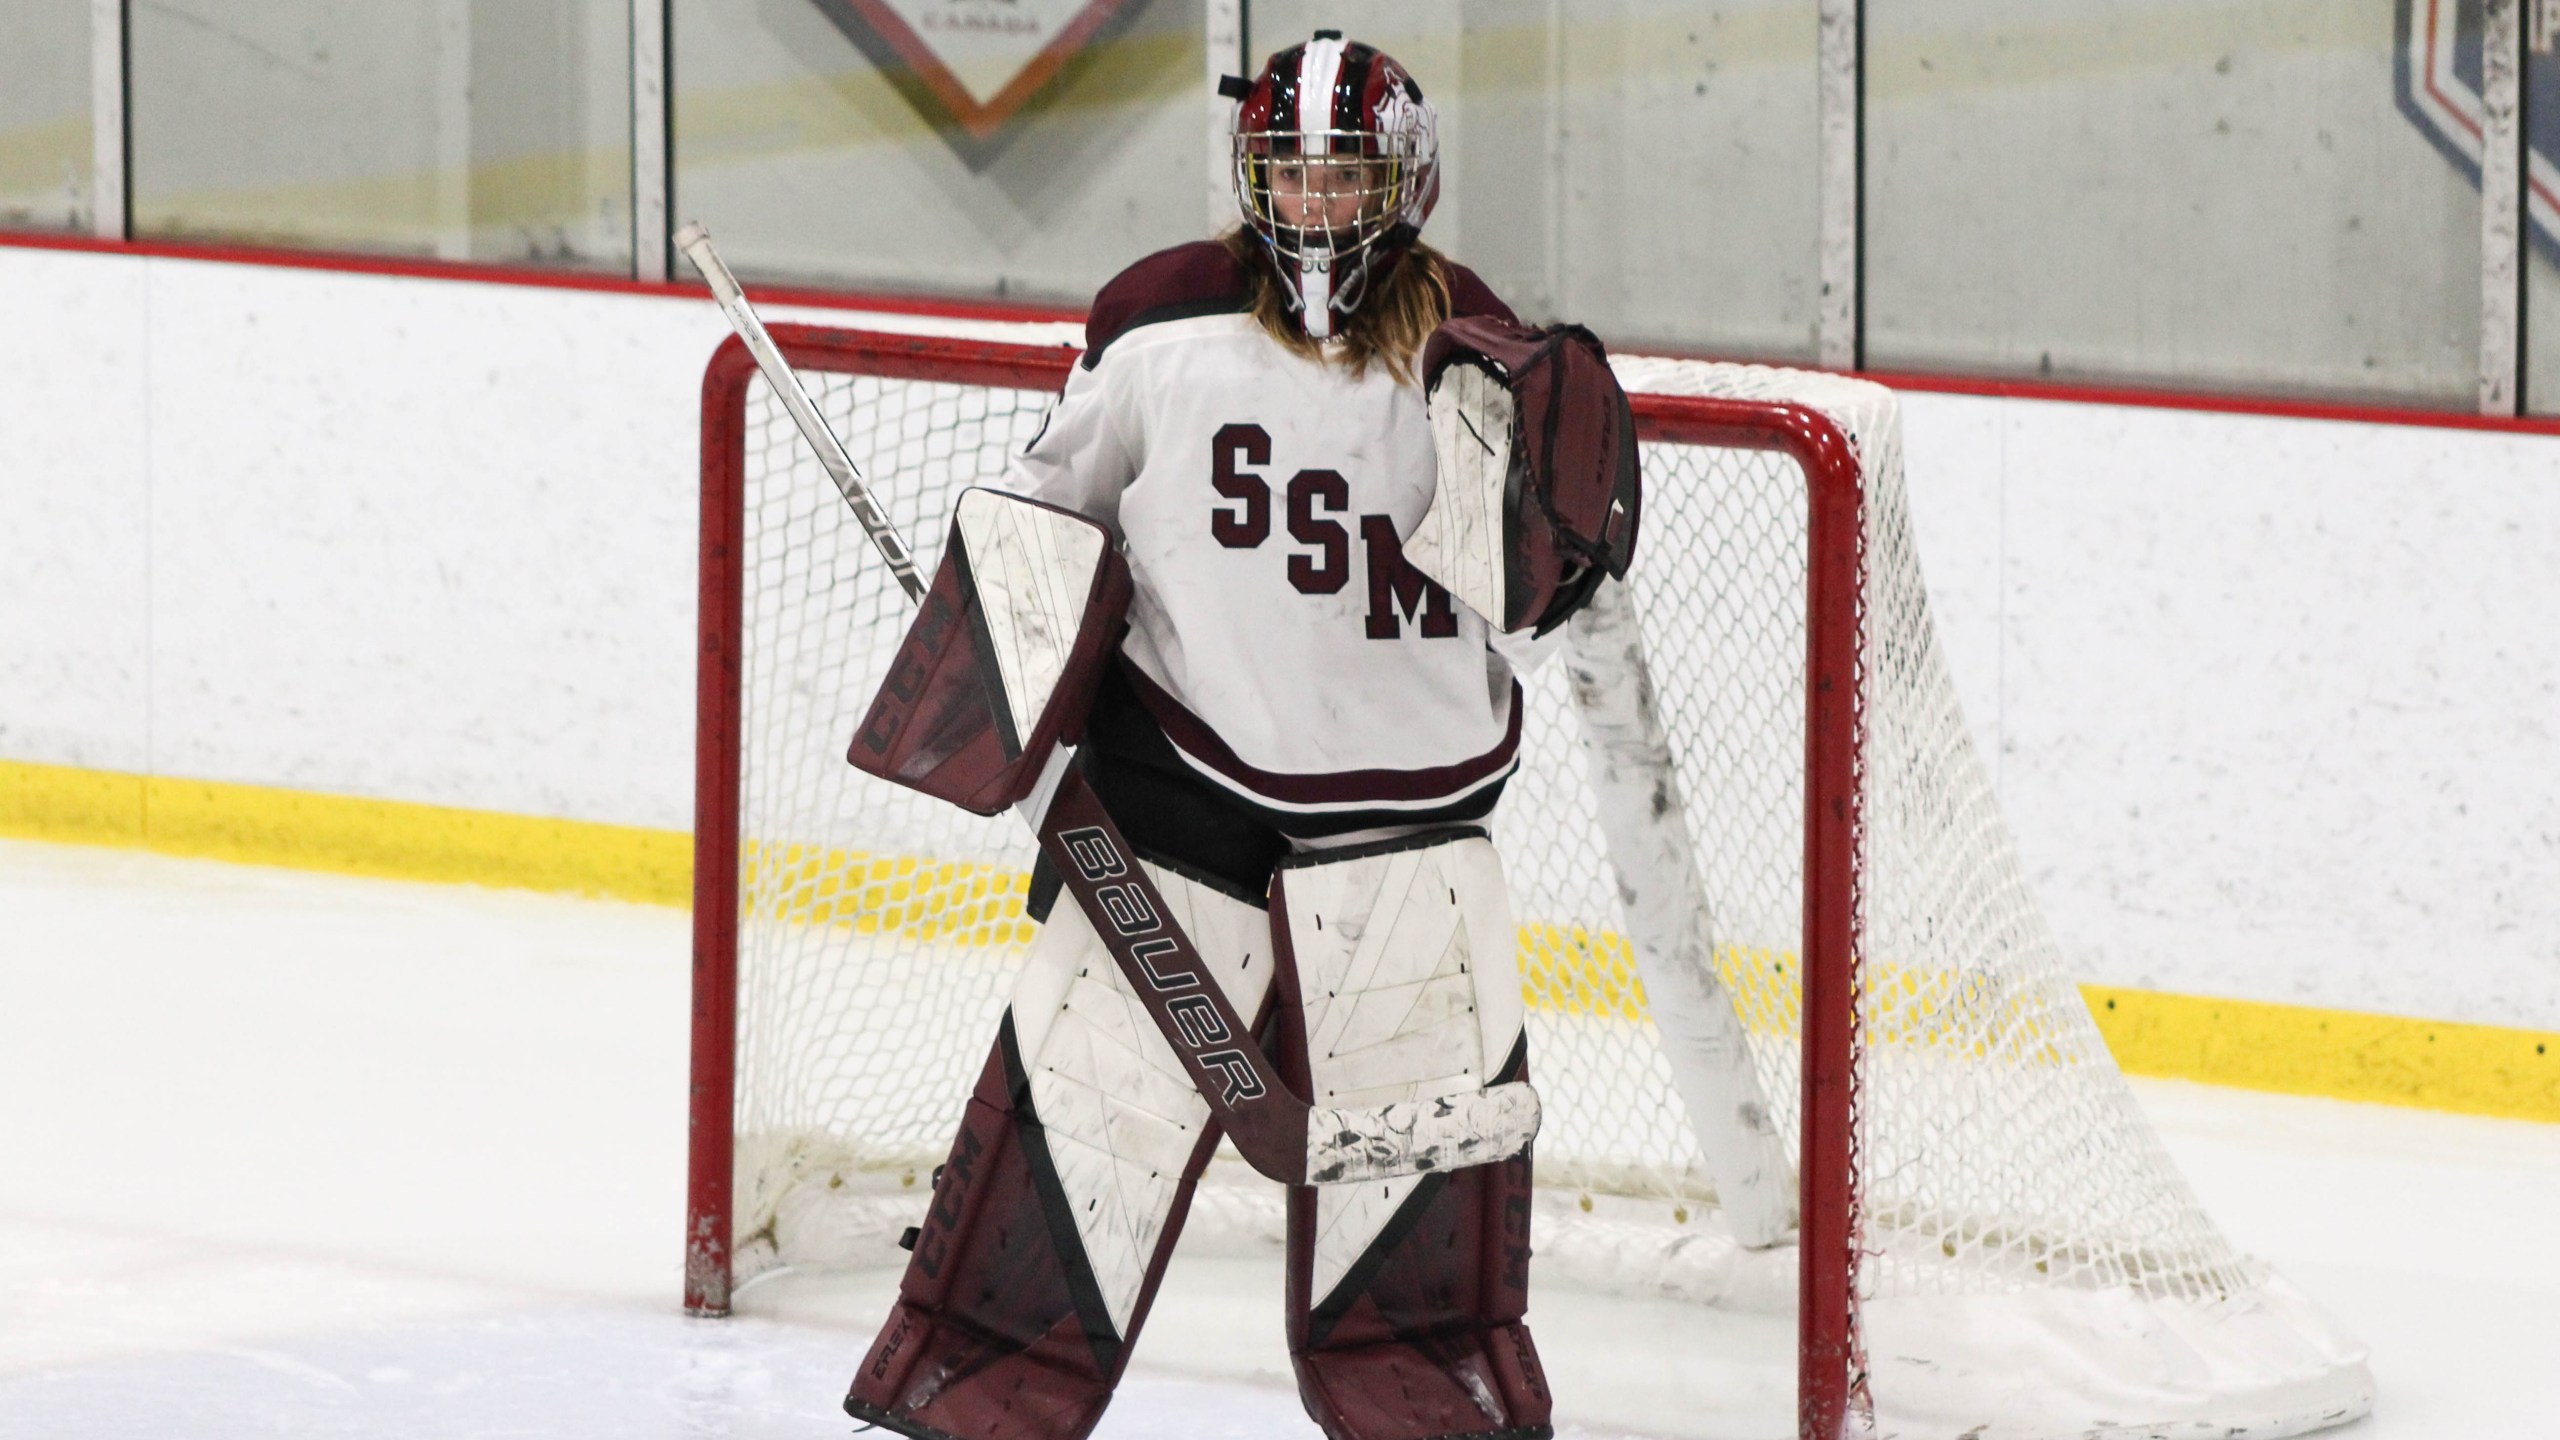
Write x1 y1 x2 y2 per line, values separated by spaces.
1268 829 1552 1440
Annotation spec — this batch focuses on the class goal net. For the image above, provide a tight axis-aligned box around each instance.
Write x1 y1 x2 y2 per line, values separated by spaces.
687 323 2371 1440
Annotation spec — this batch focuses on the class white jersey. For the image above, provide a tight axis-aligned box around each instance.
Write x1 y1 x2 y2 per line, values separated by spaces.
1006 242 1540 823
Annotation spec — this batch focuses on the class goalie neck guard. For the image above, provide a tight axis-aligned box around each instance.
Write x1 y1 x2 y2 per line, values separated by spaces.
1222 32 1439 340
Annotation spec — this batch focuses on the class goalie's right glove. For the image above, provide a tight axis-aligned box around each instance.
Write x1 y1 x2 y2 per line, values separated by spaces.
1405 315 1642 635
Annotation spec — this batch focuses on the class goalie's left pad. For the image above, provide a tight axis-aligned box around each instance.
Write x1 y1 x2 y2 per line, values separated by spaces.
1404 316 1641 636
1269 829 1552 1440
849 487 1132 815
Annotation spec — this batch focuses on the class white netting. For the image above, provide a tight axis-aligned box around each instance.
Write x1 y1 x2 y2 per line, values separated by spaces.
715 341 2369 1438
727 370 1045 1269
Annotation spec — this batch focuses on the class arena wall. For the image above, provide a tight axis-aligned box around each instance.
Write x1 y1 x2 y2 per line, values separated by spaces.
2 236 2552 1102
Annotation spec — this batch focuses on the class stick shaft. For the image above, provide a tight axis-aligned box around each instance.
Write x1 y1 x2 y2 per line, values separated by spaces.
675 222 927 602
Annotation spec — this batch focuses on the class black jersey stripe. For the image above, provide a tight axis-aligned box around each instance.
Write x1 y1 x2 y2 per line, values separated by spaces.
1079 293 1251 369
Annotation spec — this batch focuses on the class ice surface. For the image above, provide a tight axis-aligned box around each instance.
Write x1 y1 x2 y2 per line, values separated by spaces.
1 838 2552 1438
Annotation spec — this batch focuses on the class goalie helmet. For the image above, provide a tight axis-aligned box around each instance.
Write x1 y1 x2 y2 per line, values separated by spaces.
1221 32 1439 340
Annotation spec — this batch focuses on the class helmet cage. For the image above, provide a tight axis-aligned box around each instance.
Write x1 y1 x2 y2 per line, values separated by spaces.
1235 128 1428 257
1233 128 1434 333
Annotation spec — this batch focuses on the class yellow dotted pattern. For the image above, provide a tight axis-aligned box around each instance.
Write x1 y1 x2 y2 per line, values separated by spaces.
741 841 1039 949
1514 921 1648 1020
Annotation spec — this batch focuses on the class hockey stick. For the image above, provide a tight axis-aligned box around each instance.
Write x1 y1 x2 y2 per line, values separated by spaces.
677 226 927 604
676 224 1538 1187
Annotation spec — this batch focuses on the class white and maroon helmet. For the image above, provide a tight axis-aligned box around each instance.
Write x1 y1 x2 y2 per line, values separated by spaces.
1222 32 1440 339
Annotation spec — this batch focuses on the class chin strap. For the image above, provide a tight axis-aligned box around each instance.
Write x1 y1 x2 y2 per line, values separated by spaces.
1280 229 1413 342
1295 256 1336 339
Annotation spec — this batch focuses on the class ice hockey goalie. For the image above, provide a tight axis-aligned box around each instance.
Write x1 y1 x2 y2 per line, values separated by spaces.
838 29 1646 1440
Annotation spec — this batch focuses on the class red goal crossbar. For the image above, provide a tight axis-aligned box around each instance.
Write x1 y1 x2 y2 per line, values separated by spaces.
686 325 1869 1440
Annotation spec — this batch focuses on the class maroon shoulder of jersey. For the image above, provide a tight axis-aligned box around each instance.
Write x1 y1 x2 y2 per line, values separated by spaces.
1081 241 1253 369
1080 244 1517 367
1438 260 1520 327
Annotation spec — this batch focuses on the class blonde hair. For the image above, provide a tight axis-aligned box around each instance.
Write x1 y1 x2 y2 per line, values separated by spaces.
1222 228 1452 388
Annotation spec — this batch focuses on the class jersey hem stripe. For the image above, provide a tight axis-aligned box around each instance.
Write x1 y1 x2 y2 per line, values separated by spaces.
1120 663 1523 810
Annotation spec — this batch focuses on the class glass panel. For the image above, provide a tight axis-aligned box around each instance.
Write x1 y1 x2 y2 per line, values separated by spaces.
674 3 1820 352
0 0 95 234
129 0 632 271
2526 12 2558 414
674 0 1211 302
1233 2 1821 356
1867 0 2482 408
1539 0 1821 359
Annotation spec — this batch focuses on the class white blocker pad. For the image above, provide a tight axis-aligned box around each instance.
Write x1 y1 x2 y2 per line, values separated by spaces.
1270 829 1529 1309
849 486 1127 816
1005 862 1275 1338
951 486 1111 751
1407 362 1516 631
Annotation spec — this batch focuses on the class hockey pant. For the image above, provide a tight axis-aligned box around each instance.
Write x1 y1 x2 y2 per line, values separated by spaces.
845 832 1548 1440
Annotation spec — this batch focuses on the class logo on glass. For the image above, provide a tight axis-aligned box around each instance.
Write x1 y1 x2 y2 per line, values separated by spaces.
2395 0 2560 259
809 0 1139 157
